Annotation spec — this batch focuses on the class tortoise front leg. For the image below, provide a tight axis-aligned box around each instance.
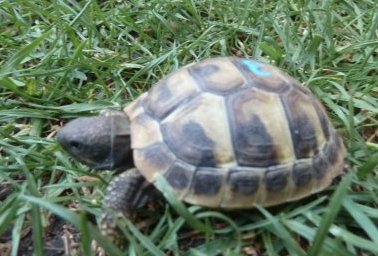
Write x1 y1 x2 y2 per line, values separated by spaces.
100 168 159 245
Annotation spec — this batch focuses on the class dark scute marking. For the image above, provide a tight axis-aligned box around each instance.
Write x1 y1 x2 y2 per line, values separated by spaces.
280 89 320 159
164 161 191 190
190 64 219 81
292 114 318 158
189 63 233 94
193 168 222 195
162 120 216 167
313 101 330 140
234 114 278 167
253 80 290 94
325 139 339 164
144 81 176 120
182 121 217 166
264 166 289 192
313 154 329 179
140 142 174 170
228 170 260 196
292 162 313 187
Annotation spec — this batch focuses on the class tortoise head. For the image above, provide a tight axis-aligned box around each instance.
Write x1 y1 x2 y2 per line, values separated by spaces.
57 112 133 170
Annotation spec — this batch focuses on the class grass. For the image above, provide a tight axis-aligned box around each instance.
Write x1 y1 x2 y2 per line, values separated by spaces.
0 0 377 255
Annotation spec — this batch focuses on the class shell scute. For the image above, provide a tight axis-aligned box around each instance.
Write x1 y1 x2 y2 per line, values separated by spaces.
280 88 326 159
228 88 294 167
126 57 346 209
182 167 227 208
312 154 329 180
235 59 292 93
133 142 176 182
264 165 290 193
144 68 200 120
228 169 260 196
129 113 162 149
192 168 223 195
189 58 246 94
161 93 234 168
292 160 313 187
164 160 193 190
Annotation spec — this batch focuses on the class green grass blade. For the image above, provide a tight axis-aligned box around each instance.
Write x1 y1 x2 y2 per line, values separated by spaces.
30 203 44 256
307 173 353 256
20 195 81 226
261 232 279 256
357 152 378 179
342 197 378 244
78 212 92 256
328 224 378 253
285 220 354 256
299 34 324 68
11 214 25 256
125 219 165 256
256 205 306 256
0 30 51 77
0 77 46 103
155 174 210 233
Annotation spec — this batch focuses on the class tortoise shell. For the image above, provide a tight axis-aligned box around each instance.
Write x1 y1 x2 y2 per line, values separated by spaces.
124 57 346 208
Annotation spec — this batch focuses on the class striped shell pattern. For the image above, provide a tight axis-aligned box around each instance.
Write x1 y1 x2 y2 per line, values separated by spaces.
125 57 346 208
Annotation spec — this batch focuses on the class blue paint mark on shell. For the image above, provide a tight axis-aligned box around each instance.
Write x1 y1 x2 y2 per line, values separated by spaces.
242 59 271 77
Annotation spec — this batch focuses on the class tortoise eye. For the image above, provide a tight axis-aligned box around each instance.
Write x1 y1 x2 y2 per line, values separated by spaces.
69 140 82 151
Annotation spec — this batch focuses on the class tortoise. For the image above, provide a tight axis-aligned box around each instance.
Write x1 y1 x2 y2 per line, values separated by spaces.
57 57 346 239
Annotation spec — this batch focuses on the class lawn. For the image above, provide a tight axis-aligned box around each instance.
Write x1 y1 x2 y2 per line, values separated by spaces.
0 0 377 255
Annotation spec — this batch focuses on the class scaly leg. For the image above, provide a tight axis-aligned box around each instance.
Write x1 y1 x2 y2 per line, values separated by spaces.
100 168 159 246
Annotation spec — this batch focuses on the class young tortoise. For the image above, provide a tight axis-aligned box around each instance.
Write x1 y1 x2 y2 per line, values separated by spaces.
57 57 346 241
